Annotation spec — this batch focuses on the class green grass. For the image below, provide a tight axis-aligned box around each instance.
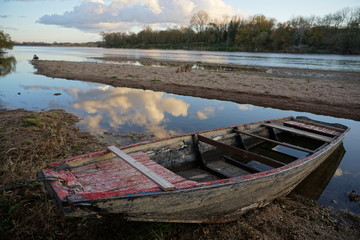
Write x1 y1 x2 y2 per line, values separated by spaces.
130 136 138 141
23 118 42 127
127 74 139 78
151 78 161 82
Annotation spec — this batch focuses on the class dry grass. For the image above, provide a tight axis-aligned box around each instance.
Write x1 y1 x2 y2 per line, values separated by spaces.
0 109 103 185
0 109 105 239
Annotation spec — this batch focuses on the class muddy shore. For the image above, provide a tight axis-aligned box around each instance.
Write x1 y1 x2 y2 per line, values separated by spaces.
32 57 360 121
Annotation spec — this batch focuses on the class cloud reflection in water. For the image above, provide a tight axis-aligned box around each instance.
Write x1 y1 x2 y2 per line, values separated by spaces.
68 86 190 138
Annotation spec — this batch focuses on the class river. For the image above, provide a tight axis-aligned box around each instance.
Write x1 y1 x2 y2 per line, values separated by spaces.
1 46 359 214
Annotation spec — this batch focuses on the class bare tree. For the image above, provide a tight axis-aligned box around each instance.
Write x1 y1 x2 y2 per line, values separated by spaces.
190 10 209 33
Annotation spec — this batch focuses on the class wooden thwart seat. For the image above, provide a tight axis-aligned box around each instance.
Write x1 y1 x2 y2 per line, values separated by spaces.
192 135 232 178
233 129 315 154
108 146 176 191
262 123 334 143
196 134 285 168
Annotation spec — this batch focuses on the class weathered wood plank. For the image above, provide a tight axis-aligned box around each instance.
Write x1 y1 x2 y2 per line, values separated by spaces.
197 135 285 168
292 118 345 132
72 155 192 192
233 127 248 150
108 146 176 191
284 120 342 136
233 129 315 154
192 134 207 166
262 123 333 143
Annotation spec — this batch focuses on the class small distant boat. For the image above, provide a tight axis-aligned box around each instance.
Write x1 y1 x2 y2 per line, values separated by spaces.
33 54 39 60
38 116 349 223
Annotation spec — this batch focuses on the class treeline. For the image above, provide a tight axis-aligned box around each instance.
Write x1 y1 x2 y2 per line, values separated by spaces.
101 7 360 54
15 41 101 47
0 30 14 52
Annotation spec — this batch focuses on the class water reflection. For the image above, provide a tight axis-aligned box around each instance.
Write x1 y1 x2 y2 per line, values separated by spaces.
291 143 346 200
197 106 216 120
0 56 16 77
69 86 190 138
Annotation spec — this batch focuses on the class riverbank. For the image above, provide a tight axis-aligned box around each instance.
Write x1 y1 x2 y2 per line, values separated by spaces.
32 57 360 121
1 109 359 239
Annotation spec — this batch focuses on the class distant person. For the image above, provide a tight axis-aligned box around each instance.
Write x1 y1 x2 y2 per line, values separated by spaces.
33 54 39 60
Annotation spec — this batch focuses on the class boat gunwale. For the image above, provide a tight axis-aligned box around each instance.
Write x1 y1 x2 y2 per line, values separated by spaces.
42 117 349 203
46 117 294 168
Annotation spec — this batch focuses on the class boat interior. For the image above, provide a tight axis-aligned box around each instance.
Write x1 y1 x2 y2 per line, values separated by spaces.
170 117 346 183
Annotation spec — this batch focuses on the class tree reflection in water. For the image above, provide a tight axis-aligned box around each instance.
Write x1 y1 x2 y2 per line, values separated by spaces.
0 55 16 77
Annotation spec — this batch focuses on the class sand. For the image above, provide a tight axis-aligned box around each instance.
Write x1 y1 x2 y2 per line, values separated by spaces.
31 57 360 121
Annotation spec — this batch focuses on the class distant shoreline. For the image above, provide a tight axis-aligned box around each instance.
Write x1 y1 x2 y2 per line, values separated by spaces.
31 57 360 121
12 44 360 55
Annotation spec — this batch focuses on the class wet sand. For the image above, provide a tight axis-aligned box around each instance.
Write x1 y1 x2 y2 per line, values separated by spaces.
31 57 360 121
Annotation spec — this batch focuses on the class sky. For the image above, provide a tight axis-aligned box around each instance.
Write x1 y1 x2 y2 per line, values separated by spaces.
0 0 359 43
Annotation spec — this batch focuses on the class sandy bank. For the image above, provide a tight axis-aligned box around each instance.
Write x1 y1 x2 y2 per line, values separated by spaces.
31 58 360 121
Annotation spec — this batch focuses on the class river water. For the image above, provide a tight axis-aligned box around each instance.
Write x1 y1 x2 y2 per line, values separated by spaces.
1 46 359 213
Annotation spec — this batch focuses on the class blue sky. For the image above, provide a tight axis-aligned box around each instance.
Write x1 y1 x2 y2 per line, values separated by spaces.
1 0 359 43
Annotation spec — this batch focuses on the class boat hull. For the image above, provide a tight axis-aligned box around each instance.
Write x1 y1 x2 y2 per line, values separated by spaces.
39 116 348 223
84 144 341 222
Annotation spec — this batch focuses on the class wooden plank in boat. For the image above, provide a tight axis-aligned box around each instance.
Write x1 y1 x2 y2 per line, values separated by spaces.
284 120 342 136
108 146 176 191
292 118 345 132
207 160 251 177
197 135 285 168
192 134 207 166
262 123 334 143
233 129 315 153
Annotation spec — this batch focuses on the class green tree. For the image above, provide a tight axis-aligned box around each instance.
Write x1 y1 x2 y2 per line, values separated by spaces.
235 15 275 51
0 30 14 51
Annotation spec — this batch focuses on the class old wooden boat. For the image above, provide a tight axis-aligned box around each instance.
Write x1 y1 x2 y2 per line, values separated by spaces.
38 116 349 223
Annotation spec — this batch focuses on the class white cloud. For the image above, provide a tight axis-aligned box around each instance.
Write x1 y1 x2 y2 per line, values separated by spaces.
196 106 215 120
238 104 253 111
37 0 236 32
334 168 343 177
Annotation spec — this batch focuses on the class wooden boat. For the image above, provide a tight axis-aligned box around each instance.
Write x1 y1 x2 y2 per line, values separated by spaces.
38 116 349 223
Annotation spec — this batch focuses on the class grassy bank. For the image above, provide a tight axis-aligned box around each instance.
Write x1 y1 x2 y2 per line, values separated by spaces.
1 109 359 239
